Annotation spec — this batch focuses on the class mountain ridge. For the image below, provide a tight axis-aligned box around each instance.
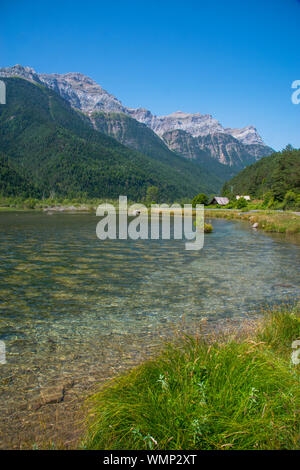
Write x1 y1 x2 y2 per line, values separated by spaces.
90 111 235 182
0 77 224 200
0 65 274 166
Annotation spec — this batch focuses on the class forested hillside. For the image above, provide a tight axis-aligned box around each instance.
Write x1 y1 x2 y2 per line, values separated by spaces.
92 112 235 184
0 153 40 198
0 78 223 201
222 147 300 202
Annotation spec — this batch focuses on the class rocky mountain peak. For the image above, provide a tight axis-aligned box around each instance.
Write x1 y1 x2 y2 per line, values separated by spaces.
0 64 42 84
224 125 264 145
38 71 126 113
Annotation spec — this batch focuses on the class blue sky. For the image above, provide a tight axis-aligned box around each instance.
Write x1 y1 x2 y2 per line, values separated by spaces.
1 0 299 150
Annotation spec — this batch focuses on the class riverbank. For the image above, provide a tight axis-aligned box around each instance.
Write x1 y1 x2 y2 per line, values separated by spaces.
0 198 100 212
2 304 299 450
84 304 300 450
205 209 300 235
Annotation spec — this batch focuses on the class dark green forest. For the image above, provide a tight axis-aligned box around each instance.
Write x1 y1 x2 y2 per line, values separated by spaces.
0 78 222 201
0 153 41 198
222 146 300 203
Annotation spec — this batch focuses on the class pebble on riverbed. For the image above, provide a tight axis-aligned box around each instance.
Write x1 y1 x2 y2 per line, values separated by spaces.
29 380 75 411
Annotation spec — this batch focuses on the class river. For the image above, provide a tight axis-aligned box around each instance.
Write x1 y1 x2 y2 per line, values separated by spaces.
0 212 299 447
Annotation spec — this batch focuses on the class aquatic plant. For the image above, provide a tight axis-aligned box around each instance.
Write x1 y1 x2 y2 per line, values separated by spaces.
204 223 213 233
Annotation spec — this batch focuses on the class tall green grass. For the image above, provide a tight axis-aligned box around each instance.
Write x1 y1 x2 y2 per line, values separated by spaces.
83 305 300 450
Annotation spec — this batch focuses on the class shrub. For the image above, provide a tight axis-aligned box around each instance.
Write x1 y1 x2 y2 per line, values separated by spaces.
192 193 209 207
283 191 299 210
23 198 38 209
236 197 248 209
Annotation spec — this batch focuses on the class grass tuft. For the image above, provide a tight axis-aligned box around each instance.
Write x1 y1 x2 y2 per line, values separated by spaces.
83 304 300 450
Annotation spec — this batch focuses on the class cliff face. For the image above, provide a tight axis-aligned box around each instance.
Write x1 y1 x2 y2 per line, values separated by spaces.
162 129 273 168
40 72 127 114
127 110 224 137
90 111 184 164
90 112 236 182
0 65 274 168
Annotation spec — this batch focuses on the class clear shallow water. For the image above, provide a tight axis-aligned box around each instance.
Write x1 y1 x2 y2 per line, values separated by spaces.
0 212 299 435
